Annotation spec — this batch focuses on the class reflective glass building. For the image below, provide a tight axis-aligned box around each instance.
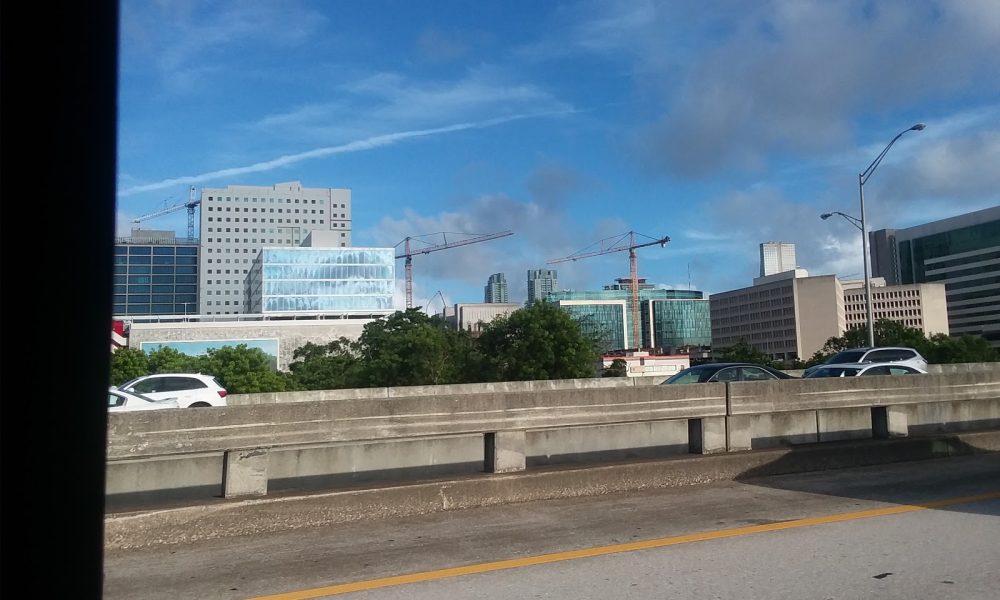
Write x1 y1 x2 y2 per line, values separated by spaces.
246 247 395 314
870 206 1000 347
548 288 710 352
113 231 199 316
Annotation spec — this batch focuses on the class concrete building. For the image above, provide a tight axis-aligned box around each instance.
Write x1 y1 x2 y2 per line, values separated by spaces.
198 181 352 315
711 270 845 361
245 247 395 315
548 287 710 353
759 241 797 277
841 278 949 337
527 269 558 305
597 351 690 379
446 303 521 334
484 273 509 303
870 205 1000 347
113 229 199 317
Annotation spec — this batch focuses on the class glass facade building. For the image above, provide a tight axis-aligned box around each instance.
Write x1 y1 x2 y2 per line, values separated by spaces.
113 233 199 316
871 206 1000 347
549 288 710 353
246 247 394 314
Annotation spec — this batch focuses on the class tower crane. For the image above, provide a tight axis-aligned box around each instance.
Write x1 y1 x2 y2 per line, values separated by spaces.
395 230 514 309
548 231 670 351
132 186 201 239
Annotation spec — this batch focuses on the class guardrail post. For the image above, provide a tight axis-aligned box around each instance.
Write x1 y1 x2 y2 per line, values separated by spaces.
223 448 269 498
484 431 526 473
688 417 727 454
872 406 909 439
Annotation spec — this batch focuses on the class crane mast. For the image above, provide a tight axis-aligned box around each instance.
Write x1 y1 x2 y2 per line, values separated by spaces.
548 231 670 351
395 230 514 309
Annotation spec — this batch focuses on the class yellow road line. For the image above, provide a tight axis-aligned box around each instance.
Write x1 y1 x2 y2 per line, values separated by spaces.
247 490 1000 600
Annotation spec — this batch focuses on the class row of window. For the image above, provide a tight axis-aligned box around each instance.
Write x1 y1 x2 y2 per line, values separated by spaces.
114 246 197 255
114 285 196 294
114 265 197 275
115 255 198 265
207 196 347 208
207 206 338 215
206 217 334 226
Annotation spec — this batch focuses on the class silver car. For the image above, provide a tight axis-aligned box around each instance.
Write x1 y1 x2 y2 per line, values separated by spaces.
803 362 927 378
803 347 928 377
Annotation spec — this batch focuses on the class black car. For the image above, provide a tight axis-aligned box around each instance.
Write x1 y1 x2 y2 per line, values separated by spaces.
662 362 797 384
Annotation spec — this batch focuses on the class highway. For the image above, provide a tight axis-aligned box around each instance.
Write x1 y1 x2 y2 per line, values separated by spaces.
103 452 1000 600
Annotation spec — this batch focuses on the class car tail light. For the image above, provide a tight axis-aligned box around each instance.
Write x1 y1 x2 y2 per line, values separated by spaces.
217 390 228 398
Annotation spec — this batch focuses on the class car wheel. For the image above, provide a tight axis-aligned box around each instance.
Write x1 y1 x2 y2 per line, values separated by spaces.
188 402 211 408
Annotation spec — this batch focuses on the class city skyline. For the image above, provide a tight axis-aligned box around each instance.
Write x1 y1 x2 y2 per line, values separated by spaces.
116 2 1000 309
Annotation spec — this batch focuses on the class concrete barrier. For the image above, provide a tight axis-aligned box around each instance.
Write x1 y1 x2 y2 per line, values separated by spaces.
105 370 1000 505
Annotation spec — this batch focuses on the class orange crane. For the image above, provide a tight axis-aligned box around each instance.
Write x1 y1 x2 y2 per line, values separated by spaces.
395 230 514 309
548 231 670 351
132 186 201 239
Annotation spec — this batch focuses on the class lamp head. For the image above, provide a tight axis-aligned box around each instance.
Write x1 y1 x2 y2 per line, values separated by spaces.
820 213 832 220
910 123 926 131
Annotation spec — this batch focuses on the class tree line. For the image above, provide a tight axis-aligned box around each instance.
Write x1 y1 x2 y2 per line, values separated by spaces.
110 302 603 394
718 318 999 368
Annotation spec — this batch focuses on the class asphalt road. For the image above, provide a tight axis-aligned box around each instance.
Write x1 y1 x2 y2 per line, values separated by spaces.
103 453 1000 600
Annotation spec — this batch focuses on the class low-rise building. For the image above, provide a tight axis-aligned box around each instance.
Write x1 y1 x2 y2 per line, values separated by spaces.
710 270 845 361
446 303 522 334
841 278 949 337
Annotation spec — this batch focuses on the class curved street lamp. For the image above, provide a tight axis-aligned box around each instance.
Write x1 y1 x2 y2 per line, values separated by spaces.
856 123 926 347
820 211 863 232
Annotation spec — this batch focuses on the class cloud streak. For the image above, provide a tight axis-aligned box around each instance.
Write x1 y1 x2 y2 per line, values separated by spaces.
117 111 570 197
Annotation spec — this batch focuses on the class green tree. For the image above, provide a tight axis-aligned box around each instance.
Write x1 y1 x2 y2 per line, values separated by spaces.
147 346 200 374
196 344 290 394
602 358 628 377
355 309 471 387
288 338 363 390
109 347 149 386
717 339 778 367
925 333 1000 364
476 300 600 381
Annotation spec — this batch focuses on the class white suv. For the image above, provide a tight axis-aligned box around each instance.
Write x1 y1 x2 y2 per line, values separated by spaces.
804 347 928 377
116 373 228 408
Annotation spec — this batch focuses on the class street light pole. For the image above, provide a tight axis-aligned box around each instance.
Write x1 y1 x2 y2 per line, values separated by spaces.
856 123 926 348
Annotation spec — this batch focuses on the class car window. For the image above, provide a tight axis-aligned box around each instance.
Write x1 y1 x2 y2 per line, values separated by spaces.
826 350 865 364
130 378 162 394
889 366 918 375
861 366 892 376
108 393 126 407
712 367 740 382
866 350 898 362
740 366 777 381
665 370 703 384
165 376 207 392
810 367 862 378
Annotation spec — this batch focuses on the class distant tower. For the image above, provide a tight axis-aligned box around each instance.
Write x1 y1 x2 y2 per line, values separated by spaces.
759 242 796 277
527 269 558 305
484 272 508 303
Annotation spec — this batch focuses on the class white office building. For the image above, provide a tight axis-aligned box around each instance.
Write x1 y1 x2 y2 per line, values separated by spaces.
759 242 797 277
198 181 352 315
841 278 950 337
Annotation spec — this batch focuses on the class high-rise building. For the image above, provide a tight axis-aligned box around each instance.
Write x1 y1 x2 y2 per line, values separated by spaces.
527 269 558 304
113 229 199 316
198 181 351 315
870 206 1000 347
484 273 508 303
759 242 797 277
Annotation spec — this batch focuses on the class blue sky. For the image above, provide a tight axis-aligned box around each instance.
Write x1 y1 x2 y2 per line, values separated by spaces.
116 0 1000 310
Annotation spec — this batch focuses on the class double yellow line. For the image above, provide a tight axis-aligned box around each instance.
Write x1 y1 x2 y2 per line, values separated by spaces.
249 490 1000 599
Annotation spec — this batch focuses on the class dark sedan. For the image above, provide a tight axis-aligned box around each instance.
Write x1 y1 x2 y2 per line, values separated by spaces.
663 362 797 384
